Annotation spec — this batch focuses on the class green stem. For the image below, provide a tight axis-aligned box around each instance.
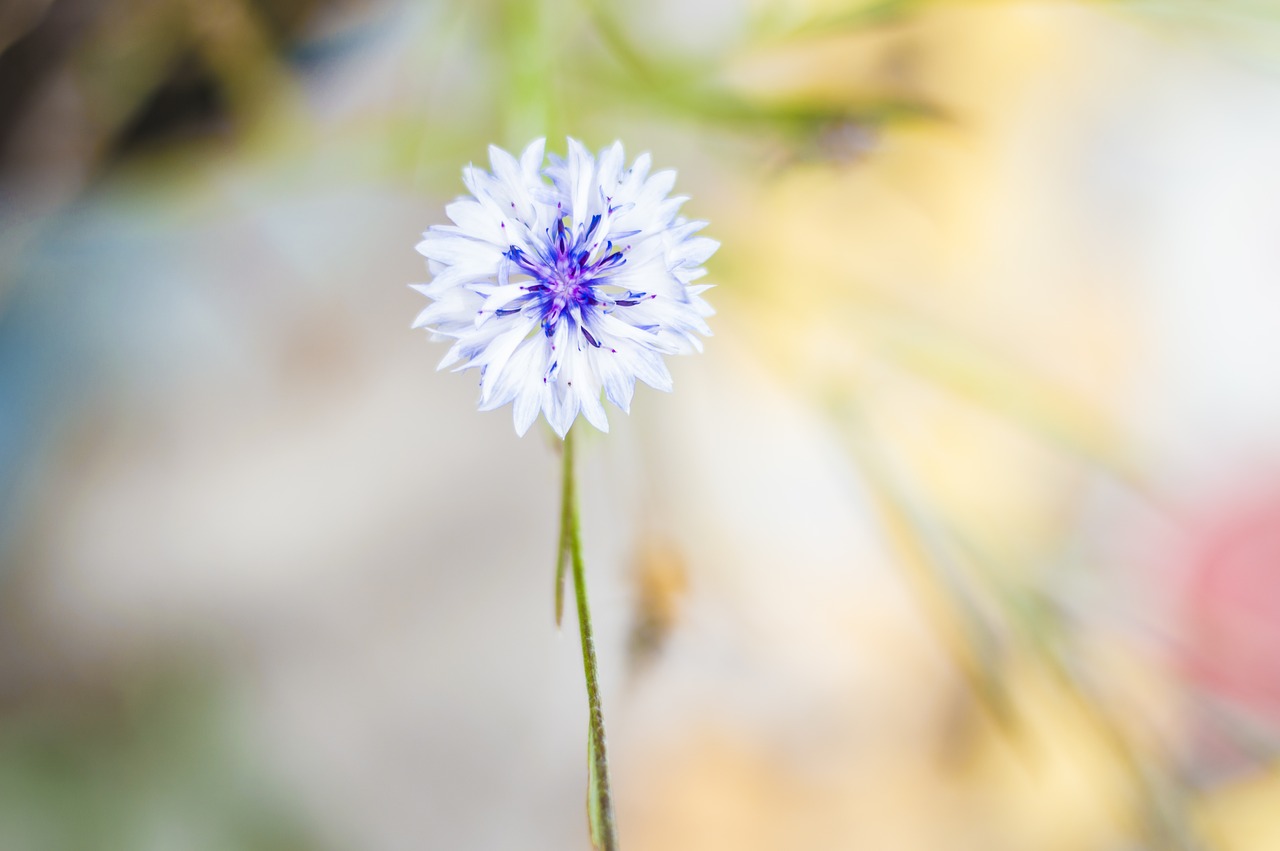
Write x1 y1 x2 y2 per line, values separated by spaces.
561 426 619 850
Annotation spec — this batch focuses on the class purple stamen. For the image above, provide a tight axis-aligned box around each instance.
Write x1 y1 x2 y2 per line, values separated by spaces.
501 212 633 340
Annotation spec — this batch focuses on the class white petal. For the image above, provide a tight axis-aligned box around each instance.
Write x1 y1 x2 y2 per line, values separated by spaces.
667 219 707 241
595 312 680 354
636 169 677 210
475 283 530 326
674 236 720 266
488 143 540 223
481 333 548 413
521 137 547 178
577 356 609 433
546 375 580 438
412 299 462 329
620 152 651 196
513 380 545 436
415 231 499 265
566 137 595 230
628 346 674 392
445 199 506 244
417 261 501 297
478 317 539 404
488 143 521 183
438 317 511 371
594 347 637 413
596 141 625 198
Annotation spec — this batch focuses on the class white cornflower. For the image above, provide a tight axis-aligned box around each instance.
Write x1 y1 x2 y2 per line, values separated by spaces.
412 137 717 437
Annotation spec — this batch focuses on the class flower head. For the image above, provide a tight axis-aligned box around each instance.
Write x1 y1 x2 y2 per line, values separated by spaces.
412 138 716 437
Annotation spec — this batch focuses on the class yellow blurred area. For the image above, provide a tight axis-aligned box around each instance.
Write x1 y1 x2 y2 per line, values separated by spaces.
2 0 1280 849
1202 768 1280 851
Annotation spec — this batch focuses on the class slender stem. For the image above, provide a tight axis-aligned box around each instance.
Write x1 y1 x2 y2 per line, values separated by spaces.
561 426 619 850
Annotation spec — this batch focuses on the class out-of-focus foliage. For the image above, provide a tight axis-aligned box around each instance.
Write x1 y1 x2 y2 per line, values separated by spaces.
0 667 321 851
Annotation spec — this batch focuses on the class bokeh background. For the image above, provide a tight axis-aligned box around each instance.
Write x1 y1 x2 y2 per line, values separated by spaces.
3 0 1280 849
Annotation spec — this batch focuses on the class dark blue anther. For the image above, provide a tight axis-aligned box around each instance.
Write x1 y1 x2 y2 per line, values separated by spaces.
582 327 602 348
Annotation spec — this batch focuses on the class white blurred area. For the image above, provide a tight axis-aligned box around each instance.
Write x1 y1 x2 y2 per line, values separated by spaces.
3 1 1280 850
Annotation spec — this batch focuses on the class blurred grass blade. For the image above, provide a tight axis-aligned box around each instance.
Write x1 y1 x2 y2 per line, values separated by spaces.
750 0 936 43
833 394 1017 731
835 297 1156 497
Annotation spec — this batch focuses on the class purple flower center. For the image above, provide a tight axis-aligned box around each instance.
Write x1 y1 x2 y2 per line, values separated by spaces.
503 214 631 340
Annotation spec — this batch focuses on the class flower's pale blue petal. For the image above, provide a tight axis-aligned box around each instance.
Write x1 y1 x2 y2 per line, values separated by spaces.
632 171 677 218
513 377 545 436
412 295 471 330
438 315 512 370
594 348 637 413
596 142 625 200
415 231 499 266
488 143 521 184
606 264 686 301
445 199 507 245
619 152 651 197
478 316 539 405
546 362 581 438
667 219 707 241
620 345 673 393
542 322 580 438
481 333 547 415
609 294 702 338
415 262 498 298
489 143 543 225
593 313 677 354
672 236 720 267
566 138 595 231
463 163 532 230
475 284 531 326
576 357 609 433
688 294 716 323
520 137 546 178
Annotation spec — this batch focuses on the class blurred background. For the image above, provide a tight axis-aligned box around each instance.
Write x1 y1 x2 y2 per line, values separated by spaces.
2 0 1280 848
